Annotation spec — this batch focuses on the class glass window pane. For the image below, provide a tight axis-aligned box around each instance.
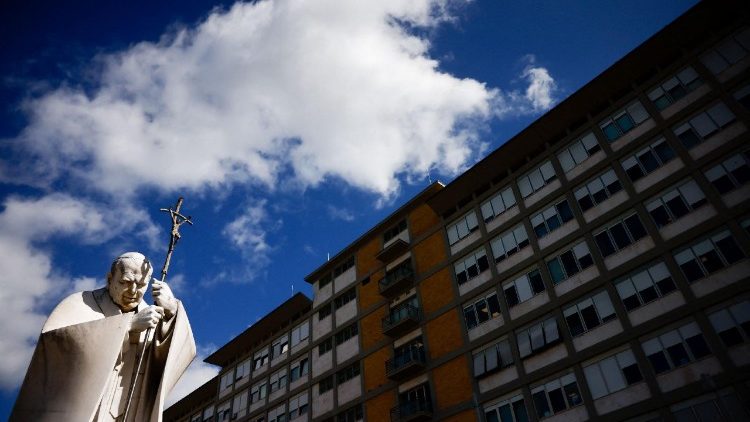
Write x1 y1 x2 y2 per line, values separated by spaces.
691 113 718 138
627 102 649 124
584 365 608 399
601 356 627 393
540 162 556 181
707 102 735 127
502 188 516 208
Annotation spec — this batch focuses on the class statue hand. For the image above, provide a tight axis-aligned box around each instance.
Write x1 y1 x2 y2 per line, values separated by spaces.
152 279 178 319
130 305 164 332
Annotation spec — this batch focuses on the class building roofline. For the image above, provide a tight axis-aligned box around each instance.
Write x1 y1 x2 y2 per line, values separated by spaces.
303 181 444 284
427 0 745 215
204 292 312 366
163 375 218 420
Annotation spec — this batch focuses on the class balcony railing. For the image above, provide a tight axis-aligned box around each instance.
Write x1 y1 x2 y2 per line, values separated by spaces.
385 346 426 380
382 303 421 337
379 264 415 296
390 398 433 422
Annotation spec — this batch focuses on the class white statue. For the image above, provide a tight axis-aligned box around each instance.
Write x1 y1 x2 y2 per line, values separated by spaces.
11 252 196 422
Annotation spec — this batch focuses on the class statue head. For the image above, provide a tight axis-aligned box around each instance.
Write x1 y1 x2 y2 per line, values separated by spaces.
107 252 154 312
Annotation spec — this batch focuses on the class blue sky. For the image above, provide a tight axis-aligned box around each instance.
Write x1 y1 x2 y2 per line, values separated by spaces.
0 0 698 416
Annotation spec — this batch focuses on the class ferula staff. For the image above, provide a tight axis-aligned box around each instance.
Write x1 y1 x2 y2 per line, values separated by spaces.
123 197 193 421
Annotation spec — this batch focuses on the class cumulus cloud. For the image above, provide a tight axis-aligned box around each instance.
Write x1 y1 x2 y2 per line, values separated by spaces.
3 0 554 201
165 343 219 408
0 193 156 389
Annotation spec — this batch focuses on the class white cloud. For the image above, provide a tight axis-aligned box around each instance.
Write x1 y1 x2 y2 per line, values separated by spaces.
326 205 355 222
165 343 219 408
220 199 281 282
523 66 555 111
4 0 554 201
0 193 156 389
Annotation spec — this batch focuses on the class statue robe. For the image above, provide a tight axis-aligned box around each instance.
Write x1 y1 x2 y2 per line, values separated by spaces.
10 287 196 422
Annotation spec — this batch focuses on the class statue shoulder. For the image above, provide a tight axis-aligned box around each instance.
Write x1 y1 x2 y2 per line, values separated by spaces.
42 289 105 333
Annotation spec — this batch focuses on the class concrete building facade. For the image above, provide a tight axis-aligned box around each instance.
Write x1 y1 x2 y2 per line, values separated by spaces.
165 2 750 421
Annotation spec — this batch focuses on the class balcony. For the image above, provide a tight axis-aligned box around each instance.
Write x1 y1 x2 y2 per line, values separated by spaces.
379 264 415 297
385 346 426 381
390 398 433 422
382 303 421 337
376 238 409 262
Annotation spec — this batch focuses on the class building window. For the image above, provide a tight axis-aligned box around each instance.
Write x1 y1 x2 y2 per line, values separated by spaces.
250 380 268 403
574 169 623 212
599 101 650 142
288 391 309 419
336 405 363 422
232 390 249 420
333 256 355 279
531 373 583 419
220 369 234 393
615 261 676 312
269 368 287 393
336 362 360 384
318 375 334 394
645 179 707 228
334 288 356 309
480 185 517 223
334 323 359 345
291 320 309 347
491 224 530 263
641 321 711 374
319 274 332 289
473 337 513 378
290 358 309 382
735 82 750 109
546 240 594 285
705 151 750 194
530 198 574 238
503 268 545 308
674 229 745 283
318 304 332 320
517 317 561 358
267 404 286 422
235 358 251 382
563 290 617 337
318 338 333 355
203 406 215 422
557 132 601 173
447 211 480 246
583 349 643 399
217 400 231 422
621 137 676 182
253 348 269 370
648 66 703 110
708 301 750 347
672 391 749 421
673 102 736 149
484 394 529 422
594 213 648 258
272 335 290 359
700 27 750 74
454 247 490 285
384 219 407 243
518 160 557 198
191 413 201 422
464 291 502 330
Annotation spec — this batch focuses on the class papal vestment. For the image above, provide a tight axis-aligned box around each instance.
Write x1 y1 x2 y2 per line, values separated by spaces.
10 287 196 422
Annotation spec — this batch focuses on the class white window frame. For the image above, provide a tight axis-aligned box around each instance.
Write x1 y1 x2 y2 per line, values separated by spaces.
530 198 574 238
574 168 623 212
673 102 736 149
517 317 561 358
473 337 513 378
517 160 557 198
557 132 600 173
545 240 593 285
490 224 530 262
621 137 676 182
599 101 650 142
615 261 676 312
446 211 480 245
530 372 583 419
583 349 642 399
480 185 517 222
563 291 617 337
648 66 702 110
454 247 490 285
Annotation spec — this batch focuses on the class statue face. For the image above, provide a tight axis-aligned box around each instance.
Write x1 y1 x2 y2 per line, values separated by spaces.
108 257 150 312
